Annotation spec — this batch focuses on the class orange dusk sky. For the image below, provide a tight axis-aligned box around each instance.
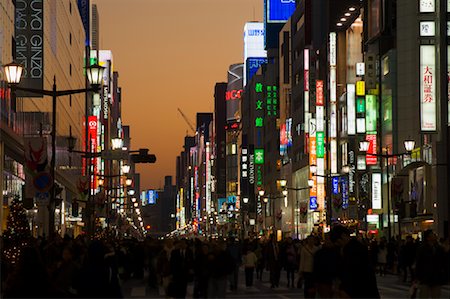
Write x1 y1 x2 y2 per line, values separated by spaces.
91 0 263 189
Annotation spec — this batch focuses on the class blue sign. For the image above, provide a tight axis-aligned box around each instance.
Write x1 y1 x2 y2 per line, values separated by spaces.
332 177 339 195
218 198 227 212
309 196 318 210
247 58 267 83
147 190 158 205
266 0 296 23
227 196 236 204
341 178 349 209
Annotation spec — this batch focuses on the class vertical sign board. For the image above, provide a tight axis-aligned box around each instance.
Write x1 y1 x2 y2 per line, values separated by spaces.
309 118 317 210
347 84 356 135
88 116 98 189
366 134 378 165
420 45 436 131
15 0 44 97
372 173 382 209
266 0 296 23
365 95 378 132
244 22 267 85
227 63 244 122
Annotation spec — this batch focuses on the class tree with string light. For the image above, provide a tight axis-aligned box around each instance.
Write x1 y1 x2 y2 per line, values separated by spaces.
2 199 31 265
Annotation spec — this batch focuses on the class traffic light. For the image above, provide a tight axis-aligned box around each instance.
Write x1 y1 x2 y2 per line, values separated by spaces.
130 148 156 164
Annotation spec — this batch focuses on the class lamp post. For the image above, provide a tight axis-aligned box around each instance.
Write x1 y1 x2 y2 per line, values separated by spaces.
4 62 104 238
258 189 265 233
359 139 415 240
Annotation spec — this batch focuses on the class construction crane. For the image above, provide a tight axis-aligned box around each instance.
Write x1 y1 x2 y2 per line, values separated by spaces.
177 108 196 134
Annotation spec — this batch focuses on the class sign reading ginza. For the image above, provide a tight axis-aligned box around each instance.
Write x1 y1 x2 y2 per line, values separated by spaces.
15 0 44 97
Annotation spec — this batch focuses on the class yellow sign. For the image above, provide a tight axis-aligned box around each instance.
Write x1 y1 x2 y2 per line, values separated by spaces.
356 81 365 96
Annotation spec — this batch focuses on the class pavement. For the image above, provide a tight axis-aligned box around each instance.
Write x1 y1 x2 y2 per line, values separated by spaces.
122 268 450 298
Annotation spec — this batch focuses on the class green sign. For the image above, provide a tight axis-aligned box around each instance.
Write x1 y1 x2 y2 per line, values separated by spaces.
256 165 263 186
366 95 377 133
255 117 263 127
255 83 263 93
316 132 325 158
266 85 278 117
357 97 365 114
255 149 264 164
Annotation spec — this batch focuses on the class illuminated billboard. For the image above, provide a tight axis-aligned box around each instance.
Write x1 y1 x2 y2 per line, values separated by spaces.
246 58 268 85
372 173 382 209
266 0 296 23
420 45 436 131
227 63 244 122
347 84 356 135
244 22 267 85
365 95 377 133
147 190 158 205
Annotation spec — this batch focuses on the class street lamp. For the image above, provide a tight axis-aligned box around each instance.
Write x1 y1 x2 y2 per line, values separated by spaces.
4 61 104 238
125 178 133 187
121 164 131 174
359 138 415 239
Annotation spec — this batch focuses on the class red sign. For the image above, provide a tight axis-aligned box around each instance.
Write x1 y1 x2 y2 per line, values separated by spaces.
304 70 309 91
225 89 243 101
88 116 98 188
366 134 377 165
316 80 324 106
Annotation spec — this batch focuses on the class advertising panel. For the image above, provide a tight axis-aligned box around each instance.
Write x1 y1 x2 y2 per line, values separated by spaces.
366 134 378 165
309 119 317 209
227 63 244 122
365 95 378 132
347 84 356 135
15 0 44 97
372 173 382 209
88 116 98 188
266 0 296 23
316 132 325 158
246 58 267 85
244 23 267 85
147 190 158 205
420 45 436 131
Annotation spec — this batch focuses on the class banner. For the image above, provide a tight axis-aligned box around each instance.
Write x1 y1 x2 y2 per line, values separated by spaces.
15 0 44 97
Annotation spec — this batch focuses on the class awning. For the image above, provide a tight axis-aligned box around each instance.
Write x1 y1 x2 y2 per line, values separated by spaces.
394 161 430 177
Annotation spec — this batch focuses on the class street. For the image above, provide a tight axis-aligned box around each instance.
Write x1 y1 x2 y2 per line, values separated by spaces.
122 268 450 298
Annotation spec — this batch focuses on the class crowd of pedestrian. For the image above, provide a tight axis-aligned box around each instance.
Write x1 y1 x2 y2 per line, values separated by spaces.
1 227 449 298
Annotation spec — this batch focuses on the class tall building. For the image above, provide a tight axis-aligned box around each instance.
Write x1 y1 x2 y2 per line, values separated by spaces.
91 4 100 50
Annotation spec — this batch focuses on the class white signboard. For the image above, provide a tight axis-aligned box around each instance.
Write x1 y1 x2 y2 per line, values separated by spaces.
420 21 435 36
372 173 382 209
347 84 356 135
420 45 436 131
419 0 435 13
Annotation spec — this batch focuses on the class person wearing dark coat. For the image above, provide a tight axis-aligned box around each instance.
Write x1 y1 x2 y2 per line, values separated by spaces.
169 239 194 298
415 229 448 298
313 233 340 298
266 234 282 288
330 225 380 299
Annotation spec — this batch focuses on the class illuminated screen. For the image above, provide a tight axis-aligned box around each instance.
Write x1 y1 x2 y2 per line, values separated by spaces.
266 0 296 23
246 57 268 84
146 190 158 205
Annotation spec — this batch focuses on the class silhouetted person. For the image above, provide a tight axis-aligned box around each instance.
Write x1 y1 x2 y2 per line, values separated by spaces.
331 225 380 298
314 233 339 298
169 239 194 298
266 234 281 288
416 229 448 298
